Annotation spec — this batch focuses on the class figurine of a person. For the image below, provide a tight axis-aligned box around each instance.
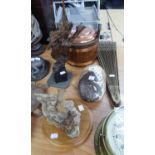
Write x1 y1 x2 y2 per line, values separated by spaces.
31 14 45 56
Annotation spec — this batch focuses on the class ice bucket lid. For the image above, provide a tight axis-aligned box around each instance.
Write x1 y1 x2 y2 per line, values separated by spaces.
53 0 100 28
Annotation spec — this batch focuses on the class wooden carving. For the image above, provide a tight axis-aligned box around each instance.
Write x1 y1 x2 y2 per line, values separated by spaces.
48 0 85 65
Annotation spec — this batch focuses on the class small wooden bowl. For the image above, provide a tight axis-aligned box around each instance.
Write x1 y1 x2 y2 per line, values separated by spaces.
67 37 99 67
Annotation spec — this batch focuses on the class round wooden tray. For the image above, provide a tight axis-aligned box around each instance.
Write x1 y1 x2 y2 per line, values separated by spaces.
42 101 93 152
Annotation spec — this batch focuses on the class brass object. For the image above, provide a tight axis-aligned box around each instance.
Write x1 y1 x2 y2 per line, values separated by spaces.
94 107 124 155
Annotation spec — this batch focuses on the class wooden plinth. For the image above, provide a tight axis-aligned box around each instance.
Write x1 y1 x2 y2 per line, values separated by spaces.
42 101 93 152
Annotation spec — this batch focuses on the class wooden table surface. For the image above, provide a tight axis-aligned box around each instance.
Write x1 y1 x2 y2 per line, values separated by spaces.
31 44 124 155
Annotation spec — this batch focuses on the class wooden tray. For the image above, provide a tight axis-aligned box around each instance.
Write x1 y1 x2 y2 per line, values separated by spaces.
42 101 93 152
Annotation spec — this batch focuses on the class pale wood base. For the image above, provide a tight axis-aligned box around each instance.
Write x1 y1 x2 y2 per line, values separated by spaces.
42 101 93 152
